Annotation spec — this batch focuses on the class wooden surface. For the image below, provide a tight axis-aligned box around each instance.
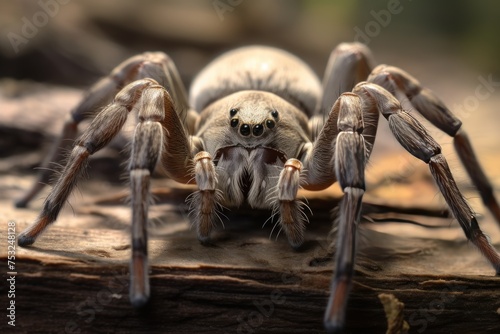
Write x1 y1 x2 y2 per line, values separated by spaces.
1 80 500 334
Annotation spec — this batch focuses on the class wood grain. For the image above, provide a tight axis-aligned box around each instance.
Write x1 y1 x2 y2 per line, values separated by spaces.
1 80 500 334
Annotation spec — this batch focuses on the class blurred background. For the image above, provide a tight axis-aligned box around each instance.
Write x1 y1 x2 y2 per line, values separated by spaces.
1 0 499 86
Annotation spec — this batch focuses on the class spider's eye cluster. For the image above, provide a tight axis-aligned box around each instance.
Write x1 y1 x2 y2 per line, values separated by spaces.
266 109 279 129
229 108 279 137
230 108 239 128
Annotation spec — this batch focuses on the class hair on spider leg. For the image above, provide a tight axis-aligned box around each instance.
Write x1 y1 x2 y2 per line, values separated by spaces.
213 189 229 229
264 168 310 238
113 142 137 185
213 210 227 230
34 165 62 188
327 205 341 249
269 215 285 242
299 196 314 219
185 200 200 228
262 188 281 228
263 207 279 230
297 198 313 222
120 175 158 208
56 151 90 194
185 189 227 234
44 144 76 176
185 170 197 185
147 205 179 235
263 184 279 205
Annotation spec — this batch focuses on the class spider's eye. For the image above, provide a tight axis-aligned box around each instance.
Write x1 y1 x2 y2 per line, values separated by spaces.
230 118 239 128
266 120 275 129
271 110 279 119
230 108 238 117
240 124 251 136
253 124 264 136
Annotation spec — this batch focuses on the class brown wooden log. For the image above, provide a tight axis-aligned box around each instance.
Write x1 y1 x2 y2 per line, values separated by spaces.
2 182 500 334
2 80 500 334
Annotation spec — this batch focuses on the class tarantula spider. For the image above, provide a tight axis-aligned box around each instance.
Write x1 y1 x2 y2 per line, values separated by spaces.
16 43 500 332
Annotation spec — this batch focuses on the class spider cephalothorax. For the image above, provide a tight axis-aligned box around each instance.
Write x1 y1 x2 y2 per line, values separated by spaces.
16 44 500 333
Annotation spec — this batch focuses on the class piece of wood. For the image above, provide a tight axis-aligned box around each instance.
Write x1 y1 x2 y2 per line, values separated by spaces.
2 80 500 334
2 179 500 334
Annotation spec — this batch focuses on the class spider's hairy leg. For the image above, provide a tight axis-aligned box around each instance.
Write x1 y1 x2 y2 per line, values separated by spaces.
275 158 306 248
355 82 500 273
127 85 169 307
16 51 197 208
369 65 500 227
322 94 367 333
310 42 375 139
301 91 376 331
317 42 375 115
17 79 156 246
137 52 199 135
14 73 120 208
128 80 199 305
187 151 221 243
301 89 379 191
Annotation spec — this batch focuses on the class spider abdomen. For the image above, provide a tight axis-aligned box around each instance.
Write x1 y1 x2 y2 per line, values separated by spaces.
189 46 322 115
